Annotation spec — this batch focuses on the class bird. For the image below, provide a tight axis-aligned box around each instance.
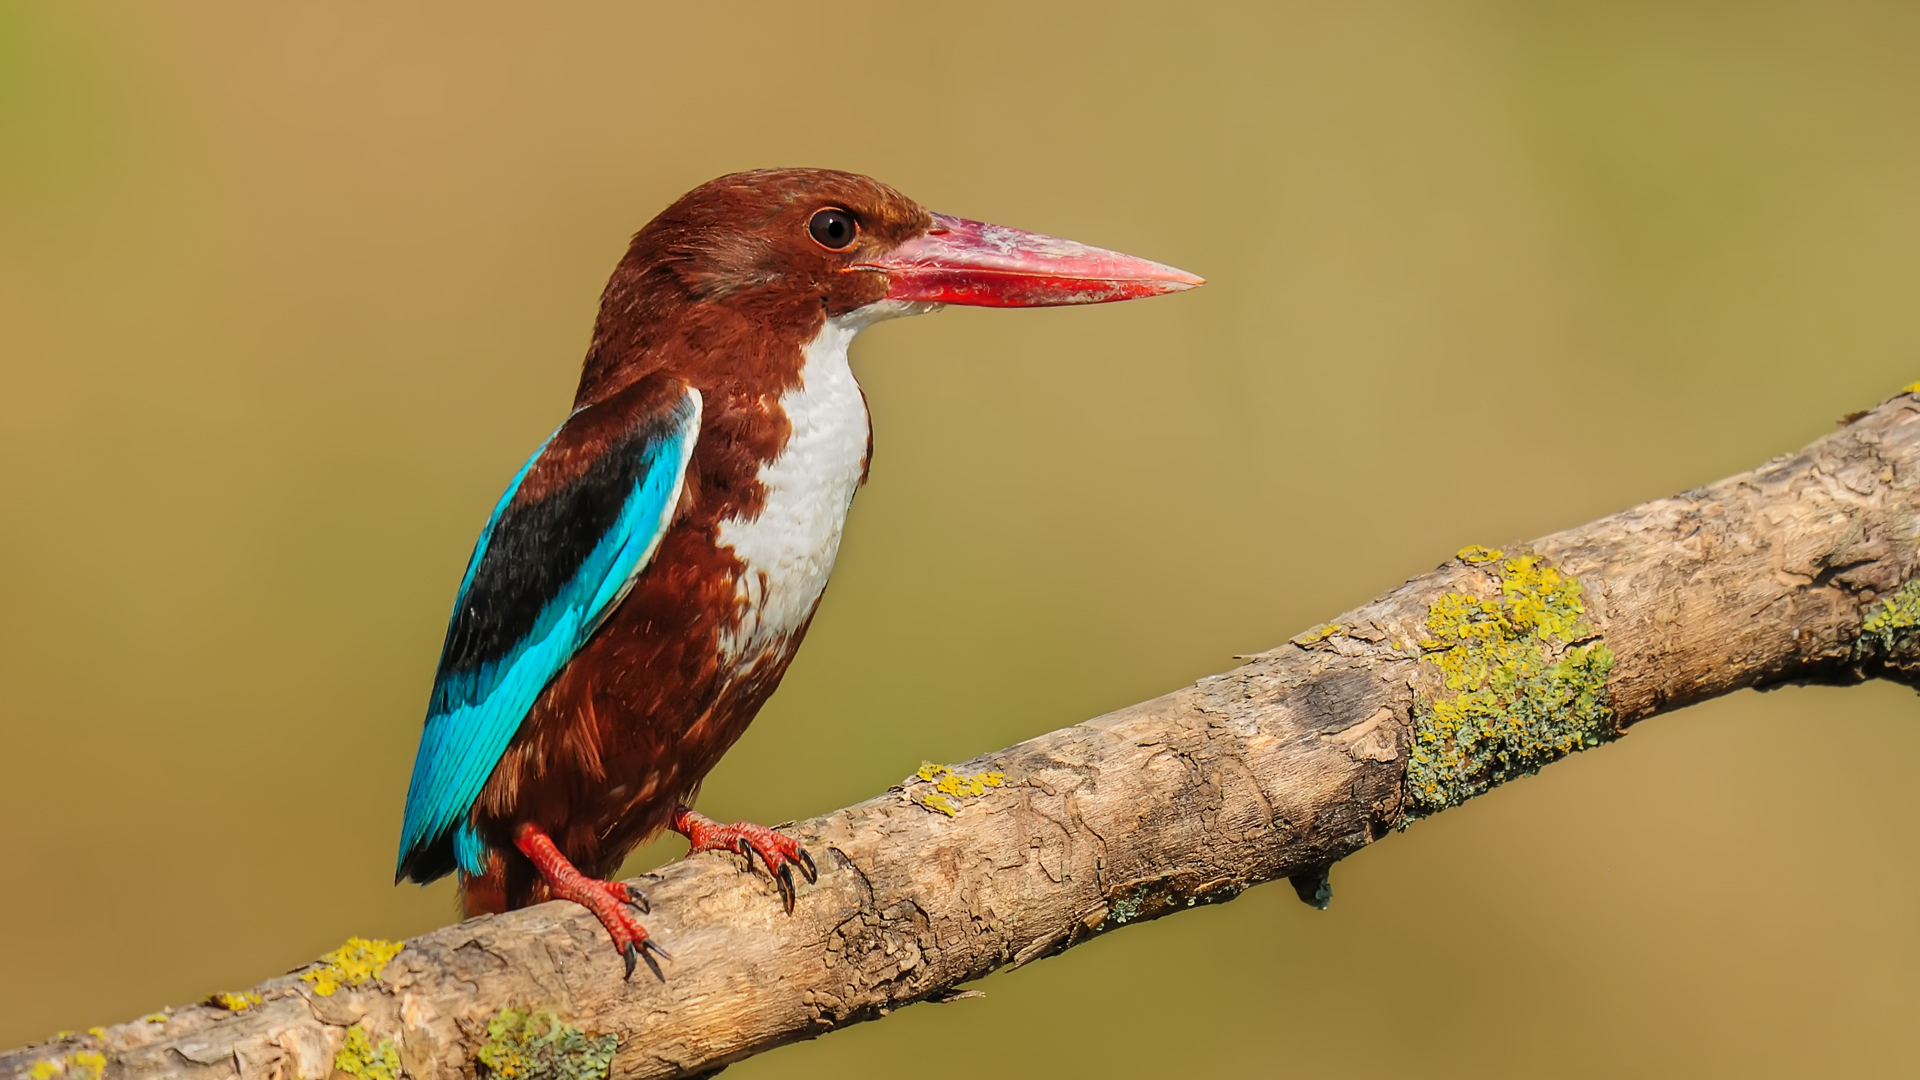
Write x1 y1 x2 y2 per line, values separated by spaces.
394 168 1202 977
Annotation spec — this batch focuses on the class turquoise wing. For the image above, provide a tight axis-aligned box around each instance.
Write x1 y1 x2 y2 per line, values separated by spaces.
396 377 701 882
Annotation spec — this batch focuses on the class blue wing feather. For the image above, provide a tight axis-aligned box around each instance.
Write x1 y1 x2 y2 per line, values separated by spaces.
397 384 702 880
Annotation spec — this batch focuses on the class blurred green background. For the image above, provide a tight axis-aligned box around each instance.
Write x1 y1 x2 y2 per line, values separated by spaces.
4 1 1919 1075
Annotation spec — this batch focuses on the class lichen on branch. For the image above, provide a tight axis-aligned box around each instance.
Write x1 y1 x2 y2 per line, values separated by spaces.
299 938 404 997
1858 577 1920 657
474 1008 617 1080
1406 549 1615 815
333 1028 402 1080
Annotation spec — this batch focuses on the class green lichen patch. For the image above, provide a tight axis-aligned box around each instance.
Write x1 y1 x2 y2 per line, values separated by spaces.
1106 890 1147 925
1406 553 1615 816
335 1026 402 1080
1858 578 1920 656
475 1007 618 1080
1095 876 1244 933
909 762 1005 817
300 937 404 997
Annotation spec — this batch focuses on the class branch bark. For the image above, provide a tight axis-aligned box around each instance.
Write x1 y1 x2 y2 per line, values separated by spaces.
12 394 1920 1080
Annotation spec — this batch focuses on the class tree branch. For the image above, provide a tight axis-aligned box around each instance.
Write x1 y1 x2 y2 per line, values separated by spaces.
11 393 1920 1080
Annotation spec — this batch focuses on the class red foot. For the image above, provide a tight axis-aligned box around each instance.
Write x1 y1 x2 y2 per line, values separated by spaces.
514 823 670 979
671 806 818 912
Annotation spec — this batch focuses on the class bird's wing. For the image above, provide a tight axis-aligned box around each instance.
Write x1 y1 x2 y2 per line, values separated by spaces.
397 374 702 882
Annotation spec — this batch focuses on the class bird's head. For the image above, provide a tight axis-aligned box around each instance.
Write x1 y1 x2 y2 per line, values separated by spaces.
580 168 1202 402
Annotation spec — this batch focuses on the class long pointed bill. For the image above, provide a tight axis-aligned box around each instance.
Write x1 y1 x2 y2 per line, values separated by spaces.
853 213 1204 307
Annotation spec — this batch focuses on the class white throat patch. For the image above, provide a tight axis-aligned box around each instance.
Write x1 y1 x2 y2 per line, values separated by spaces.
713 301 935 664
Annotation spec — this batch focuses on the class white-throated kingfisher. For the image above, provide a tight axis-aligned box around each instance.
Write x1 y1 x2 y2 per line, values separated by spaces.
395 169 1202 977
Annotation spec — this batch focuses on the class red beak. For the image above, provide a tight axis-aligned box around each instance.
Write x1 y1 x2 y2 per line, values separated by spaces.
854 213 1204 308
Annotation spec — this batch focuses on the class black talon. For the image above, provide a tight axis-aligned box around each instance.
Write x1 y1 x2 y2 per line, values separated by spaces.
777 863 797 913
797 847 818 884
632 938 670 981
620 941 638 981
622 883 651 914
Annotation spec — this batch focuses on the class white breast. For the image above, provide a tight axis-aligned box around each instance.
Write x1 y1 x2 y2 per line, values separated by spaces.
712 311 876 665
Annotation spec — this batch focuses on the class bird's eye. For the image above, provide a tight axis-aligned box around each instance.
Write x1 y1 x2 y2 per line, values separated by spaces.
808 208 858 250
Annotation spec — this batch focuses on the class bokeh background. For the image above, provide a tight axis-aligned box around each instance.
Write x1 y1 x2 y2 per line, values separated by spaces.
5 2 1920 1075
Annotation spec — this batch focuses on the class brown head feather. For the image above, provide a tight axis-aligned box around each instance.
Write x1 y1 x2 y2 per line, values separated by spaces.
576 168 932 408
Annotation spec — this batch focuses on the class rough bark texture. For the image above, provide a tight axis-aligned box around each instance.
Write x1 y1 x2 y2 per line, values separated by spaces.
12 393 1920 1080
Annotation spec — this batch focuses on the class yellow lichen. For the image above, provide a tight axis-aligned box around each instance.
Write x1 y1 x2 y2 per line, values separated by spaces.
910 762 1005 816
300 937 404 997
85 1028 105 1041
1902 381 1920 394
933 766 1004 799
211 991 262 1012
32 1051 108 1080
1407 553 1614 816
475 1007 617 1080
334 1026 402 1080
1456 544 1505 564
1290 623 1343 646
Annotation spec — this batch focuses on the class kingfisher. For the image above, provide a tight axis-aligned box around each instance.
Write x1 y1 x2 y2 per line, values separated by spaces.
395 168 1202 977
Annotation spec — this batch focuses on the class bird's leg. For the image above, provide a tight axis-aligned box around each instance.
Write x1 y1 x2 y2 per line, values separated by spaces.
513 822 669 979
670 805 818 912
